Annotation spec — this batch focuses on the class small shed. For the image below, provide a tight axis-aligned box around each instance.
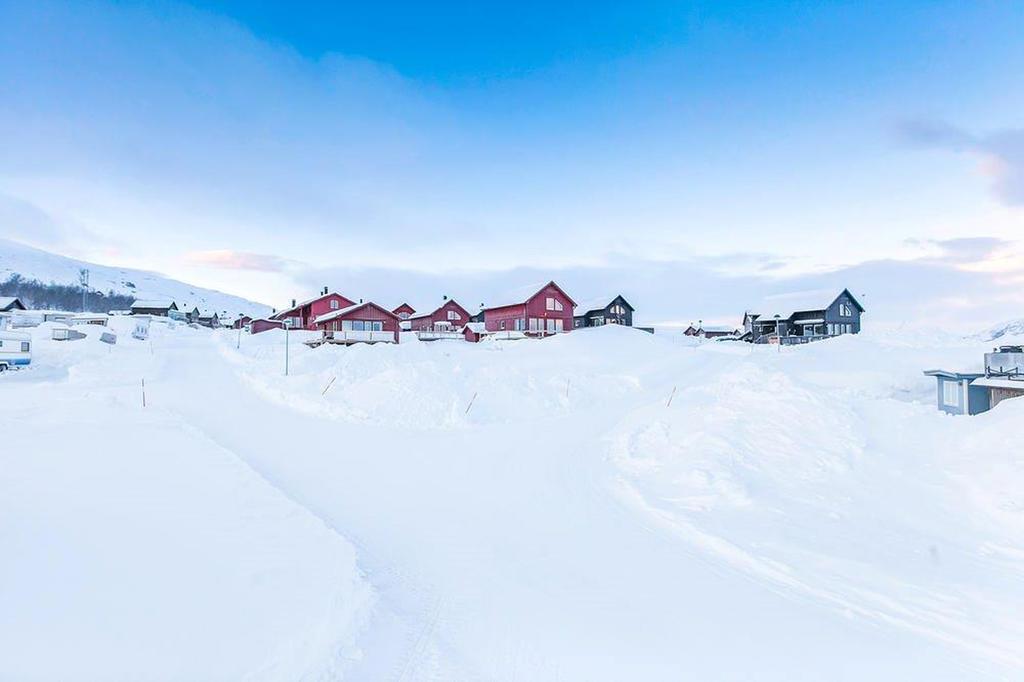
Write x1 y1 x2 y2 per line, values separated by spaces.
250 318 286 334
923 370 989 416
462 322 486 343
132 316 151 340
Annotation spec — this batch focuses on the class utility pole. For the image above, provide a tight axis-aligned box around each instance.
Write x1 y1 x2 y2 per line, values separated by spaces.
79 268 90 312
284 323 290 376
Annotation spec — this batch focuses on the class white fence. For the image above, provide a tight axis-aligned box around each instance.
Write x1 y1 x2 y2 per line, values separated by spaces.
322 330 396 343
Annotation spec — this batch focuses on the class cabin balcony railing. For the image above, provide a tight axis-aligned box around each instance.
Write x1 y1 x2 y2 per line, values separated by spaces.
416 330 464 341
322 330 396 343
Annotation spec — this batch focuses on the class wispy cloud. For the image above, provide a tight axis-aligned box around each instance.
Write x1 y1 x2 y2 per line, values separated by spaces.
895 120 1024 206
184 250 291 272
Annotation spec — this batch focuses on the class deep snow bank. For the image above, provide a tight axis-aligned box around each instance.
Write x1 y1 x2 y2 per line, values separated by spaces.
0 319 374 680
3 320 1024 680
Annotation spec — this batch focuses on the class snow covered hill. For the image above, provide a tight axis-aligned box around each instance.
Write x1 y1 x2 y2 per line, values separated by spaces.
2 322 1023 680
981 317 1024 341
0 238 269 318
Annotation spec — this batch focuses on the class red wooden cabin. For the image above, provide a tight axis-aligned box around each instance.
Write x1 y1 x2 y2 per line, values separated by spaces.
482 281 576 336
313 302 401 343
232 315 253 330
408 299 471 332
272 289 355 331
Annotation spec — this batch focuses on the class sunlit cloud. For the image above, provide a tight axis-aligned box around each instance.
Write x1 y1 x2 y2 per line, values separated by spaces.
183 250 291 272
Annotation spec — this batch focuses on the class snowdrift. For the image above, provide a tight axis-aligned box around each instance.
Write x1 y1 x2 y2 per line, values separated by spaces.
2 320 1023 680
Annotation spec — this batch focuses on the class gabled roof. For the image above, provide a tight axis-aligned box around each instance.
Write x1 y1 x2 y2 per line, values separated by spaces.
483 280 577 312
131 299 177 310
575 294 634 315
274 291 354 319
748 288 865 321
314 301 399 326
0 297 26 311
410 299 471 320
392 303 416 314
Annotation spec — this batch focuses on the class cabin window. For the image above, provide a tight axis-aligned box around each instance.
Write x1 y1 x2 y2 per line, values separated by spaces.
447 310 461 321
500 320 506 330
398 312 409 319
514 318 525 331
545 297 563 312
330 299 339 310
610 305 625 316
839 303 852 317
22 342 29 352
942 380 960 407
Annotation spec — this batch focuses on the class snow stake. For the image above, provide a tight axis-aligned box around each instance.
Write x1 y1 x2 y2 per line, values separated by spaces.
142 378 147 408
666 386 676 407
465 392 478 415
566 378 570 398
322 376 337 396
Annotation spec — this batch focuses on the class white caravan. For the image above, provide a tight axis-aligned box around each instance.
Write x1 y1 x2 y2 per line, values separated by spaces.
0 330 32 371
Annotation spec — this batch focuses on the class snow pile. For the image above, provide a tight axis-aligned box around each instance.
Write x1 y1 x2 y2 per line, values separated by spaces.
2 321 1024 679
0 318 374 680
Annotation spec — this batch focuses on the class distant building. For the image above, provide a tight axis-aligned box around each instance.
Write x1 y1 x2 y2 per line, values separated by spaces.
573 295 634 328
272 289 356 331
744 289 865 344
250 318 286 334
232 315 253 330
130 300 178 317
0 297 26 312
173 304 200 323
483 281 576 336
408 298 471 332
196 310 221 328
924 345 1024 416
697 325 739 339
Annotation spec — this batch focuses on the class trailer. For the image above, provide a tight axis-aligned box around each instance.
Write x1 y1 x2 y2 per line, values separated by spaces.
0 330 32 371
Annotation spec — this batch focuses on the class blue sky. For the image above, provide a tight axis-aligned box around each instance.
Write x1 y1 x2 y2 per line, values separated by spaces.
1 0 1022 328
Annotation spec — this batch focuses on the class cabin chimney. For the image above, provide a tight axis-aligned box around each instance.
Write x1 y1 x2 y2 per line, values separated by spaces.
443 295 448 301
291 299 296 307
359 298 363 303
323 286 328 295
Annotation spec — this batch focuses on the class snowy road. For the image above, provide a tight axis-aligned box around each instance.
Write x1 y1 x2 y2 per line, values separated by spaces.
3 321 1023 680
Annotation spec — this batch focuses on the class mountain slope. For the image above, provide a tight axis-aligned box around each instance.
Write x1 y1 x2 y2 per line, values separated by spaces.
0 238 269 318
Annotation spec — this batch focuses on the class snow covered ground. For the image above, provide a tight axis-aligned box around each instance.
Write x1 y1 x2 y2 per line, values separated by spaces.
2 319 1023 680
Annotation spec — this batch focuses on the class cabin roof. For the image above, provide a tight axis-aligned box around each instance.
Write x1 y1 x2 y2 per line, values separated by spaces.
748 288 865 321
314 301 398 325
575 294 634 314
131 299 177 310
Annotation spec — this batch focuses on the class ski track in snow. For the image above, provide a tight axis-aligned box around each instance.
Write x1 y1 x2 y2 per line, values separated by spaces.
3 319 1024 680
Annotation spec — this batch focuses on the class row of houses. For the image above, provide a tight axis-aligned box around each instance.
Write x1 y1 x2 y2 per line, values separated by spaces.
683 289 867 344
128 300 223 327
241 283 639 345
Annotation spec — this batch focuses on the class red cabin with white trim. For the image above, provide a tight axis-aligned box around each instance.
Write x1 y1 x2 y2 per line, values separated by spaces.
313 301 401 343
482 281 576 336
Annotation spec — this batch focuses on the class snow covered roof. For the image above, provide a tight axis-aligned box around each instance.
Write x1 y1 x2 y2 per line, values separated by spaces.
131 299 176 310
971 376 1024 391
275 291 352 317
748 289 862 321
313 301 398 325
483 281 577 311
575 295 632 314
0 296 25 311
461 322 486 333
700 325 738 333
